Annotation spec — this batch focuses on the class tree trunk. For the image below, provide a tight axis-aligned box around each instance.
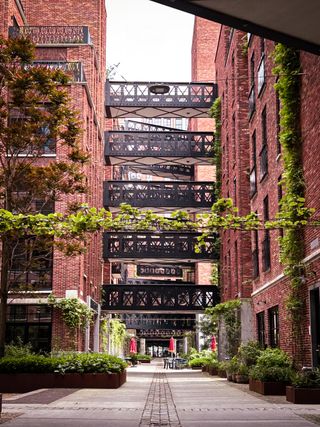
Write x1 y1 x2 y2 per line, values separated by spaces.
0 237 10 358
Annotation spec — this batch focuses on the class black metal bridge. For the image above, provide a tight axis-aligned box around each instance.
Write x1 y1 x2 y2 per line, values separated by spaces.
103 232 219 262
104 181 215 212
119 313 196 330
104 131 214 166
105 81 217 118
102 284 219 313
126 164 194 181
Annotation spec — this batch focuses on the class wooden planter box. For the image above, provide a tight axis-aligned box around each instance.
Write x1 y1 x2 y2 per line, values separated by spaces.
235 374 249 384
192 366 202 370
0 370 127 393
249 378 287 395
286 386 320 404
138 359 151 364
218 369 227 378
208 366 218 376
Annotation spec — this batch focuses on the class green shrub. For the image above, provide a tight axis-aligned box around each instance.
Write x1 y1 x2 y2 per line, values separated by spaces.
189 357 211 368
5 340 34 358
237 341 262 367
250 365 293 382
292 369 320 388
254 348 292 369
225 356 240 374
0 353 127 374
249 348 294 382
136 354 152 361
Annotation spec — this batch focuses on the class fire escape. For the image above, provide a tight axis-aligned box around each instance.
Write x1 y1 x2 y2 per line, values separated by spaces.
103 81 219 343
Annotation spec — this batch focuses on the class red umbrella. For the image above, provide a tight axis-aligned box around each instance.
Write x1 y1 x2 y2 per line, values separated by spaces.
129 337 137 354
168 336 175 353
210 336 217 352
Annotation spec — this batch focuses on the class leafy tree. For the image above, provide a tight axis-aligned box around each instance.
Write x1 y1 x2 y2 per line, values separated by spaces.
0 35 88 357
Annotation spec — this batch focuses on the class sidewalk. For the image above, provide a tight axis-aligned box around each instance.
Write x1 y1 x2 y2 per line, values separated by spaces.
2 359 320 426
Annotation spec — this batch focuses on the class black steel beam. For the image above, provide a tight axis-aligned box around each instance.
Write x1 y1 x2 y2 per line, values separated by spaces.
102 284 219 312
104 181 215 210
105 81 217 118
104 131 214 165
103 232 219 262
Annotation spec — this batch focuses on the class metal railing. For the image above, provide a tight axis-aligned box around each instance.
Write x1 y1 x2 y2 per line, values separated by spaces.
103 232 219 261
106 80 217 108
105 131 214 160
104 181 215 209
9 26 91 45
102 284 220 312
33 61 86 82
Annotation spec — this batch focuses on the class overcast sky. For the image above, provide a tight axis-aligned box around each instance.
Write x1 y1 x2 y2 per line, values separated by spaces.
105 0 194 82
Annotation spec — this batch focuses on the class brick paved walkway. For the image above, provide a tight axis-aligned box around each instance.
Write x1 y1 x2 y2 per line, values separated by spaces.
139 372 181 427
2 359 320 426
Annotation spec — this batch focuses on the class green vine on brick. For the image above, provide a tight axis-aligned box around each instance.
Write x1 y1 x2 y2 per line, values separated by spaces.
273 44 311 346
48 294 94 330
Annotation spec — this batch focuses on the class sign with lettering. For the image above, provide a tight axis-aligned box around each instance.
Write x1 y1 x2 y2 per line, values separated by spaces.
137 265 183 278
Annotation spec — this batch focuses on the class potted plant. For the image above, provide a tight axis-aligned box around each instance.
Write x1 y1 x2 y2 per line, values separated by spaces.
217 361 228 378
235 364 249 384
286 369 320 404
226 356 240 382
249 348 293 395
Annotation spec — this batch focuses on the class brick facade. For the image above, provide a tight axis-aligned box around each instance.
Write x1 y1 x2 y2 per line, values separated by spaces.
192 18 320 365
1 0 106 352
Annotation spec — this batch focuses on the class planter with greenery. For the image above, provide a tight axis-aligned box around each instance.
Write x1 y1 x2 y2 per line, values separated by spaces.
286 369 320 404
137 354 152 363
249 348 293 395
0 353 127 392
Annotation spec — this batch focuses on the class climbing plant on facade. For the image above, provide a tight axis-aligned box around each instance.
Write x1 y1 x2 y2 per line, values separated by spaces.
48 294 94 330
273 44 309 355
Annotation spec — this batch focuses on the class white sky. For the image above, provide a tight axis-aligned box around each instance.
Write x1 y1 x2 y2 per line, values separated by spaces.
105 0 194 82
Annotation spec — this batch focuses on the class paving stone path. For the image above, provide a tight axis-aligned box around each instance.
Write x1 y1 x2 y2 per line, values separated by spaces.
2 360 320 426
139 372 181 427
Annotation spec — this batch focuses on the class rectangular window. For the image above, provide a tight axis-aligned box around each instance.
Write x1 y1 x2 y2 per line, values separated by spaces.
260 107 268 179
269 306 279 347
250 131 257 197
262 196 271 271
6 304 52 353
252 228 259 278
249 54 256 117
257 55 265 95
175 118 183 129
257 311 265 348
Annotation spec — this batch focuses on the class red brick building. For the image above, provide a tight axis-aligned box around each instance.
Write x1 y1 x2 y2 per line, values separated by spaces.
1 0 106 352
191 17 320 365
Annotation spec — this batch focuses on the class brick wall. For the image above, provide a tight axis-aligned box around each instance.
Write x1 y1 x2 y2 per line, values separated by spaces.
2 0 107 351
215 28 252 302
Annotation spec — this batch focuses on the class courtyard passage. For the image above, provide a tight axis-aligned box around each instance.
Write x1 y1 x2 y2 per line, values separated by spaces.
2 359 320 427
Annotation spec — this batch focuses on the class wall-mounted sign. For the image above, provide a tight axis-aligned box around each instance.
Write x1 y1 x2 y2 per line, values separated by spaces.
137 265 183 278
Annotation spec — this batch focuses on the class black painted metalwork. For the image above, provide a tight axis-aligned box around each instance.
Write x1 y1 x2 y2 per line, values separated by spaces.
32 62 86 82
127 164 194 181
138 330 186 338
102 284 219 312
124 120 178 132
137 265 183 278
9 26 91 45
105 80 217 118
104 181 215 210
126 279 193 285
105 131 214 165
103 232 219 262
120 313 195 330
